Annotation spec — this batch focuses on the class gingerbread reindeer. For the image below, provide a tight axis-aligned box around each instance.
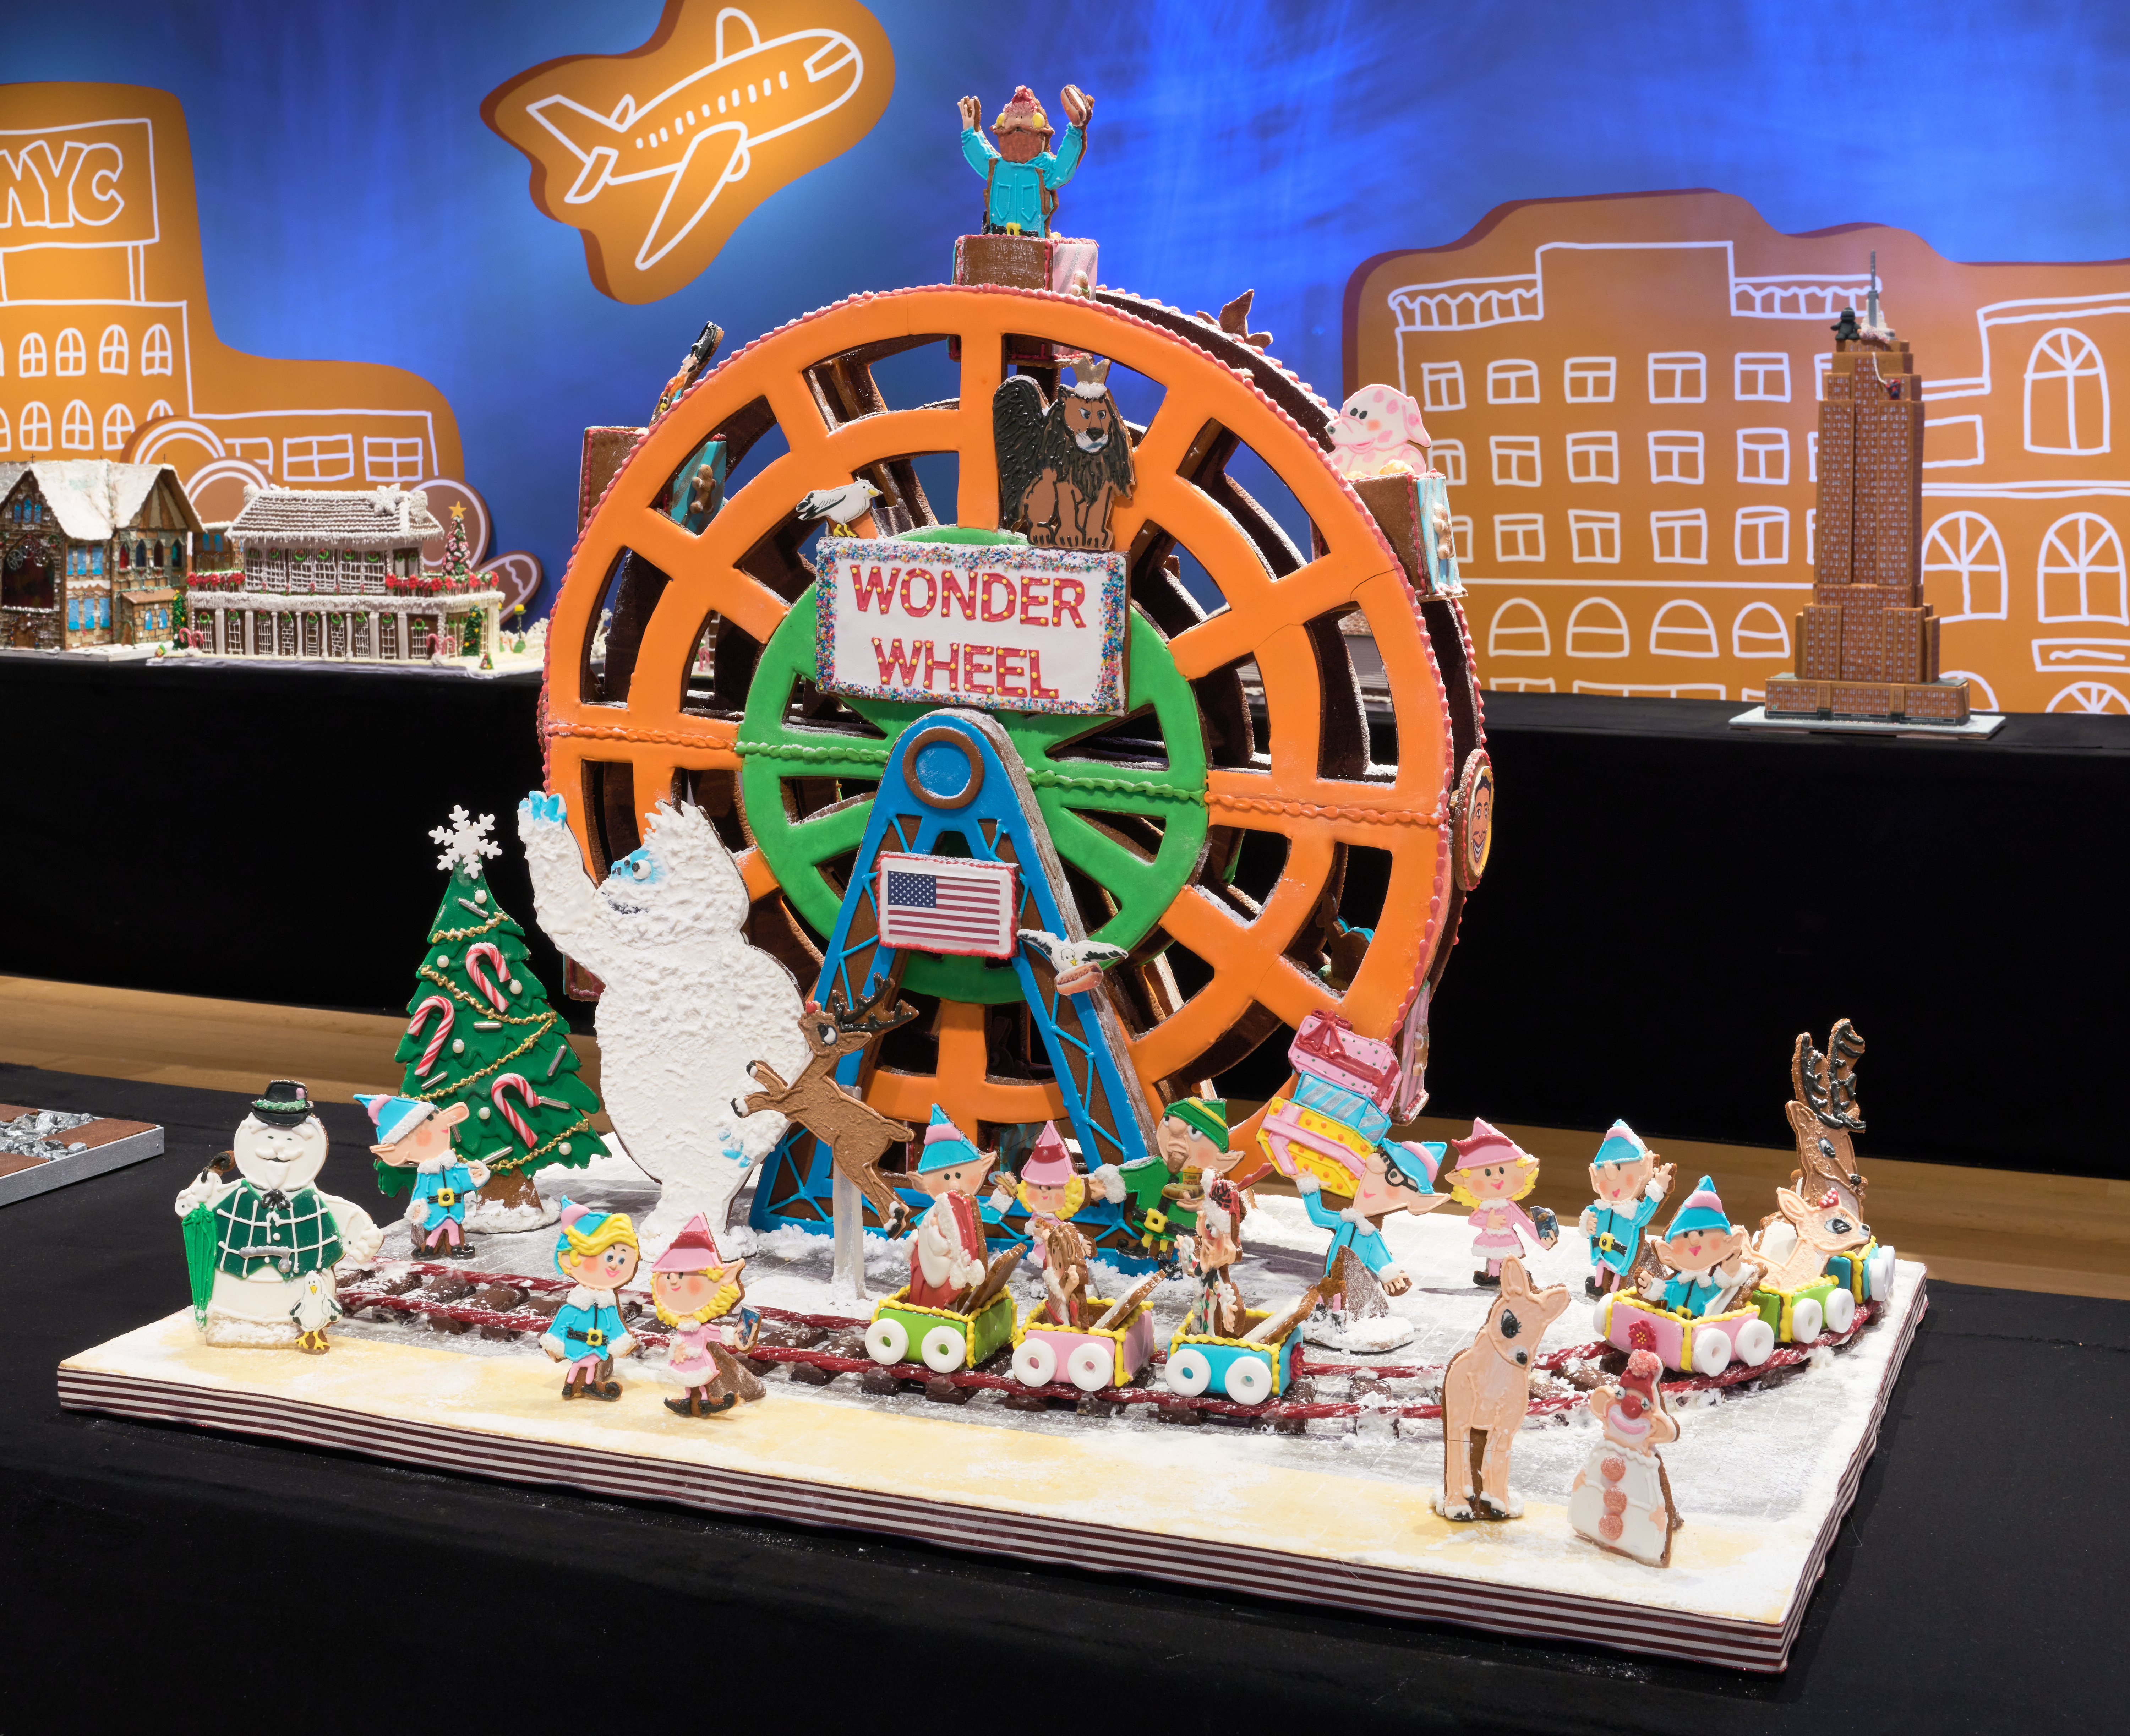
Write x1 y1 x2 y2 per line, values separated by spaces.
1754 1019 1875 1293
1434 1257 1571 1522
741 981 918 1234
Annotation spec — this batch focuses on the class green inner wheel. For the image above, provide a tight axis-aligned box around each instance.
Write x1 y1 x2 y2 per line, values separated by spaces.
738 587 1208 1004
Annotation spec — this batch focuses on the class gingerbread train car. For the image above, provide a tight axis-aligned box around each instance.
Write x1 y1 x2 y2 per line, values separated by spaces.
865 1284 1016 1374
1010 1293 1157 1392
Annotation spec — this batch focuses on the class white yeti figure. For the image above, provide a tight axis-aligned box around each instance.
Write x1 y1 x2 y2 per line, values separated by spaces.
518 790 810 1245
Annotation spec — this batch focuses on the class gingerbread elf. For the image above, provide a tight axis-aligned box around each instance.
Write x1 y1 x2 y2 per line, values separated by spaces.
649 1213 765 1419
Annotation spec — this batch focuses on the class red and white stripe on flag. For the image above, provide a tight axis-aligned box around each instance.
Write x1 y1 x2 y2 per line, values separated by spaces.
875 852 1018 959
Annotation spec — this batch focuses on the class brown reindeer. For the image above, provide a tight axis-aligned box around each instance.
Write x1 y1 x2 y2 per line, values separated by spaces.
1434 1257 1571 1522
741 981 918 1235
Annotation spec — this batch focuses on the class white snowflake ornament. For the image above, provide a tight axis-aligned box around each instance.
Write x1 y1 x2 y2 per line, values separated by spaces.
431 806 504 878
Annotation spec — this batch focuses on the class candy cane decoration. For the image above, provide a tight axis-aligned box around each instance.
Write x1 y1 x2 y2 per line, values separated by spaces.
492 1072 568 1146
406 995 454 1075
464 941 509 1012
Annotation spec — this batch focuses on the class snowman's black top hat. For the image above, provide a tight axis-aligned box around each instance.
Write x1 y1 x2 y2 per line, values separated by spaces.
250 1081 314 1128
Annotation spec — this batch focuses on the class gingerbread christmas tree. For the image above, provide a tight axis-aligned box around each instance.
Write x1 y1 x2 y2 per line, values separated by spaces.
382 808 606 1223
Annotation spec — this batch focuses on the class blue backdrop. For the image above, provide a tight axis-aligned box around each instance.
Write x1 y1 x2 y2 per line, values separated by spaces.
13 0 2130 612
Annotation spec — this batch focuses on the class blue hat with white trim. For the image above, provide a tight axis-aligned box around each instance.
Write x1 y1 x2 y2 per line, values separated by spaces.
356 1092 436 1148
1666 1175 1731 1238
915 1106 986 1174
1591 1119 1650 1168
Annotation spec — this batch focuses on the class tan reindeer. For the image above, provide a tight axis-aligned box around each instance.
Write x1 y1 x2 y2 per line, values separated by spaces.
741 981 919 1235
1753 1184 1872 1294
1779 1019 1870 1222
1434 1257 1572 1522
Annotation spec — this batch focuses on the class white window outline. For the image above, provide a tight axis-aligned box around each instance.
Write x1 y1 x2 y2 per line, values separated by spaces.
2036 512 2128 623
1490 676 1557 692
19 333 46 377
1649 430 1704 485
1737 427 1790 485
1648 351 1706 404
0 408 10 450
54 328 86 377
1807 508 1817 566
1808 430 1819 482
1568 509 1620 564
2046 681 2129 714
1735 352 1792 401
1735 506 1790 566
1493 512 1545 563
1816 354 1834 400
145 398 174 423
59 399 93 450
98 325 129 374
283 433 355 482
1732 602 1792 658
2024 328 2109 455
1487 359 1540 404
1449 515 1473 564
1431 438 1467 486
364 435 427 483
1923 413 1985 469
1420 361 1465 414
1923 512 2008 622
1650 599 1719 659
142 325 174 375
1486 598 1551 658
1566 597 1631 659
1490 435 1542 487
1566 431 1618 484
1650 509 1708 564
102 403 134 451
1563 356 1616 403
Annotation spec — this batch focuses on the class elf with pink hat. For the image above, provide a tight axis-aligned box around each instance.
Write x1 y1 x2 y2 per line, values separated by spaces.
1447 1120 1560 1287
987 1121 1096 1328
650 1213 765 1419
907 1107 996 1309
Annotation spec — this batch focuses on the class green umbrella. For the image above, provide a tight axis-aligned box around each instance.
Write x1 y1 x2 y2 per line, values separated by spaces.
182 1199 219 1326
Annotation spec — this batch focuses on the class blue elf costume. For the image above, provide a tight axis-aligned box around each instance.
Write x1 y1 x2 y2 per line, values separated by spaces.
1651 1177 1740 1319
1580 1121 1668 1296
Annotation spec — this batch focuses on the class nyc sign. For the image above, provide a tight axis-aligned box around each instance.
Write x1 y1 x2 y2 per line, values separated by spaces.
816 539 1128 717
483 0 893 304
0 118 156 246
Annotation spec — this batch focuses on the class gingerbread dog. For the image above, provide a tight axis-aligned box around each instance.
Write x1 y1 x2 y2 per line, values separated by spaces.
1434 1257 1571 1522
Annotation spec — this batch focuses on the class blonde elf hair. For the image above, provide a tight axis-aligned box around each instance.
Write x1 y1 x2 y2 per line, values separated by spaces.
561 1213 639 1259
654 1276 742 1328
1446 1156 1540 1210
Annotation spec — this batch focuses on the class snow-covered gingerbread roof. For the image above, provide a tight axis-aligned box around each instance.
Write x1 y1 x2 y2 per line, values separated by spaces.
0 460 200 542
231 484 443 552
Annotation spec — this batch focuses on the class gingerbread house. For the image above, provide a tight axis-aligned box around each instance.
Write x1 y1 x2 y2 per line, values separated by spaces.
0 460 200 651
188 485 503 663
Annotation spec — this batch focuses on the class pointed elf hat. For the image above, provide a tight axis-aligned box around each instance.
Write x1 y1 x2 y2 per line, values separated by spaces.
1591 1119 1650 1169
1448 1117 1528 1172
916 1106 987 1175
555 1196 611 1248
1021 1121 1075 1188
653 1212 726 1274
1665 1175 1731 1238
355 1092 436 1148
1162 1097 1229 1148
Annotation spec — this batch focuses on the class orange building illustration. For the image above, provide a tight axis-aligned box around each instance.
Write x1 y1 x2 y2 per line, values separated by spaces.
1 83 462 525
1346 190 2130 714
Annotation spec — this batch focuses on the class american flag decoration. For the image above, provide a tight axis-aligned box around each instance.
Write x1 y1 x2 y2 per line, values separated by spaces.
876 852 1018 959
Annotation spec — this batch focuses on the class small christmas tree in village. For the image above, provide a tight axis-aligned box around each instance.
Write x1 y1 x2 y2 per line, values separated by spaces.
383 807 607 1228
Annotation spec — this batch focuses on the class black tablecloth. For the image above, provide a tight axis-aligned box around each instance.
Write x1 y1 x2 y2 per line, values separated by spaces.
1 1064 2119 1731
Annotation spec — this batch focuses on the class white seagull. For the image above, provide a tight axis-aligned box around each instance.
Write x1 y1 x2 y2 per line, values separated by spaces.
796 479 884 536
1019 929 1130 995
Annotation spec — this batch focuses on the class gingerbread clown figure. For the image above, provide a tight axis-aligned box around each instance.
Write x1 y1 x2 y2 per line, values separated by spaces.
357 1093 486 1259
907 1109 994 1309
650 1214 766 1419
1448 1120 1558 1287
988 1120 1096 1328
956 83 1093 237
174 1080 383 1351
1568 1349 1682 1567
1638 1177 1760 1320
1577 1121 1674 1298
539 1198 640 1400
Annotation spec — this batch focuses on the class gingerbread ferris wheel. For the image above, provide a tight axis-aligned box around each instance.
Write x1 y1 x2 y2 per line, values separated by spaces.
541 279 1490 1230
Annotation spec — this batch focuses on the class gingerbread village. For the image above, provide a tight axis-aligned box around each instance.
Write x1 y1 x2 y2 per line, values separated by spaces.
62 81 1926 1675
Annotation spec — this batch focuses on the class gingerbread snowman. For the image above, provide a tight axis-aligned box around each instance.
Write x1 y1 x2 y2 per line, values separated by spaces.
1567 1348 1682 1567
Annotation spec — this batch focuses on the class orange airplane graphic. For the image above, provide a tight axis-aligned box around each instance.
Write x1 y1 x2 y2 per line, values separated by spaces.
485 0 893 304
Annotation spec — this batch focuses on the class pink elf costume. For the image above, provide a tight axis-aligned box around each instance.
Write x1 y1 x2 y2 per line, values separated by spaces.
651 1213 765 1419
1447 1119 1556 1287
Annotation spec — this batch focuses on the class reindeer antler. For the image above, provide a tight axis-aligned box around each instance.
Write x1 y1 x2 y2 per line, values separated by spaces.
1793 1020 1866 1132
825 975 917 1038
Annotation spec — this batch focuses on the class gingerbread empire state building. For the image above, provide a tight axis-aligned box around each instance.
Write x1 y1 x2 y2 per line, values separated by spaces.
1766 262 1971 725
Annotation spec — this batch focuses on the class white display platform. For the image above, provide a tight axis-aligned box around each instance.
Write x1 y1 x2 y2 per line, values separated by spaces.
58 1200 1927 1674
1730 704 2006 739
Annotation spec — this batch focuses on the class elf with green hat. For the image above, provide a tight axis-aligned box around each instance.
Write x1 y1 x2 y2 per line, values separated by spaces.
1112 1097 1230 1267
1637 1175 1758 1319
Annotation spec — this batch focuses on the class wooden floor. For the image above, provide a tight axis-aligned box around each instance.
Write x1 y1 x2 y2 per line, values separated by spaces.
5 975 2123 1300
